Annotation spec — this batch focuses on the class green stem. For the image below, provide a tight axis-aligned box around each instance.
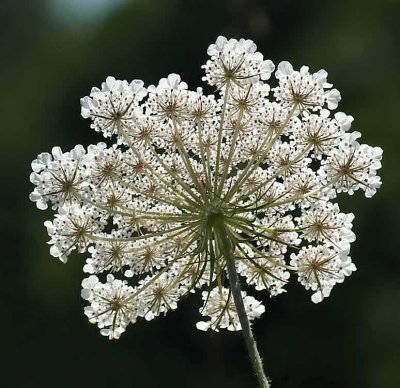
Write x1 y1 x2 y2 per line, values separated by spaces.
214 220 270 388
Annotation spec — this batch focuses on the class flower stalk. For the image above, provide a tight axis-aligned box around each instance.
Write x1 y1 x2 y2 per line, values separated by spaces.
214 217 270 388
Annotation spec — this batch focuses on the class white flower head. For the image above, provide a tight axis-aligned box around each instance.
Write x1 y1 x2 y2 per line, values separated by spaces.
274 61 341 114
82 274 142 339
196 287 265 331
30 36 382 339
80 76 147 139
202 36 274 88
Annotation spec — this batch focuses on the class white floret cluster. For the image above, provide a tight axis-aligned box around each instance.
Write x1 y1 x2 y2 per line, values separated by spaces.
30 36 382 339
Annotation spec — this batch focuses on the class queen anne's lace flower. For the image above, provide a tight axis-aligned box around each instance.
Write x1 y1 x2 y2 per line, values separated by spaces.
81 77 147 139
290 245 356 303
30 36 382 339
81 274 141 339
203 36 274 88
196 287 265 331
274 61 341 113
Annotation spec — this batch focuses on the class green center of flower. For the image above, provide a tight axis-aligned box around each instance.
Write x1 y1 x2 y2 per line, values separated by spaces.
204 206 225 229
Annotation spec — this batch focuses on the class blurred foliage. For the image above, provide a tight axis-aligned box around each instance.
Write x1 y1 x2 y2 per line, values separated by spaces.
1 0 399 387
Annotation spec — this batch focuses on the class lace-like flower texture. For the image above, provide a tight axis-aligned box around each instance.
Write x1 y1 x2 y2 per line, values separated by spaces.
30 36 382 339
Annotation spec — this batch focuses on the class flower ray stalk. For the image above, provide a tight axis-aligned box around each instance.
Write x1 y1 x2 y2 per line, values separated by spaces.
213 82 230 192
223 106 296 203
118 120 202 207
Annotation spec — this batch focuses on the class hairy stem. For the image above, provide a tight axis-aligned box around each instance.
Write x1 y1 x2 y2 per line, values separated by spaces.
214 220 270 388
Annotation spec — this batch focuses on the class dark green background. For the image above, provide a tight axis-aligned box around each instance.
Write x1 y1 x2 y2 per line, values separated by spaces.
1 0 399 387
